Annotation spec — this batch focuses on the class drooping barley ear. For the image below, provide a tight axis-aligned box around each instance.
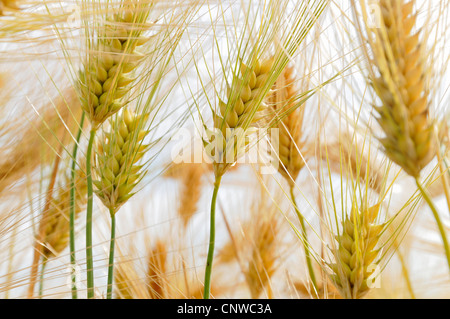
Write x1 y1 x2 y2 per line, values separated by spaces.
93 108 148 212
207 57 275 178
269 65 306 185
328 203 384 299
146 241 167 299
364 0 434 178
78 4 149 129
359 0 450 275
42 170 87 259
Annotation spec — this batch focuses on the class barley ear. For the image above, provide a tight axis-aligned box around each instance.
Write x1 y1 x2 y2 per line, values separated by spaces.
367 0 435 177
269 65 306 185
209 57 274 177
93 108 149 213
78 6 149 128
328 203 384 299
42 170 87 259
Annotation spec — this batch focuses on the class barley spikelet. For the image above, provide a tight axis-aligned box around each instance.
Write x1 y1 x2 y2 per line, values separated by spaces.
78 4 149 128
93 108 149 212
208 57 274 177
367 0 434 177
42 170 87 258
328 203 384 299
146 240 167 299
270 65 306 185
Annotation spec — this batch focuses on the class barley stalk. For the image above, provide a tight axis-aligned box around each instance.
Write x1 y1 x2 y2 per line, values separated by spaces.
69 112 85 299
203 175 221 299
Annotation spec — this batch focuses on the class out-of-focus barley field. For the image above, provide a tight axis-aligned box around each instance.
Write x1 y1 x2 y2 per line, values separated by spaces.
0 0 450 299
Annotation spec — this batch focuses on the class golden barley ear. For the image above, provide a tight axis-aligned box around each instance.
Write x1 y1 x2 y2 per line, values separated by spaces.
93 108 149 212
269 64 306 185
328 203 384 299
366 0 435 177
42 170 87 259
78 4 149 128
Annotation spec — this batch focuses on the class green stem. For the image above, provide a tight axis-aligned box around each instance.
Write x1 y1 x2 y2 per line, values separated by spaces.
106 209 116 299
203 175 222 299
415 178 450 275
69 112 85 299
38 257 47 299
86 129 96 299
290 186 319 295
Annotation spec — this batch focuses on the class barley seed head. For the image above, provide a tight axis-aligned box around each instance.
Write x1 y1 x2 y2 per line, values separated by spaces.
78 4 149 128
93 108 149 213
42 170 87 259
206 57 274 177
269 65 306 185
366 0 435 177
328 202 384 299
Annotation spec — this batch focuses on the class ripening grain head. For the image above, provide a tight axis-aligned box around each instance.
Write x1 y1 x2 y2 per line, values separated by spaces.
77 2 150 128
94 108 149 213
362 0 435 177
